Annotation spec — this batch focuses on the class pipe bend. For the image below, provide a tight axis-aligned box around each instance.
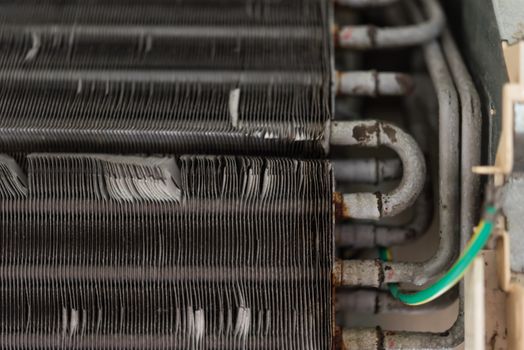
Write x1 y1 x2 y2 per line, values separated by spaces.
333 13 459 288
331 120 426 220
337 0 444 49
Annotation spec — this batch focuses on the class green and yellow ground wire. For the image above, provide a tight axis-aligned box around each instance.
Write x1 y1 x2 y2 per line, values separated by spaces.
379 205 497 306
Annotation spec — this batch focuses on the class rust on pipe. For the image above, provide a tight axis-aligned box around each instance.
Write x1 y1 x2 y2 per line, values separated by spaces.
332 259 382 288
441 29 482 258
333 0 459 286
341 317 464 350
331 120 426 220
336 187 432 248
336 0 444 49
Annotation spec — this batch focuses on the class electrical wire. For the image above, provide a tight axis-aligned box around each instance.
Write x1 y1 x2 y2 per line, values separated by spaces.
380 205 498 306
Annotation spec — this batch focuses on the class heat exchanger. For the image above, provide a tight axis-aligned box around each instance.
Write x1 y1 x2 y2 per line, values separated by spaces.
0 0 487 349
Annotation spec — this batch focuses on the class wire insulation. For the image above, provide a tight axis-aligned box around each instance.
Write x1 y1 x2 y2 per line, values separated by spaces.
380 206 496 305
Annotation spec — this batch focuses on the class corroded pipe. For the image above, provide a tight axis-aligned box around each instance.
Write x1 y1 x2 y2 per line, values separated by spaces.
441 29 482 254
336 0 444 49
336 187 432 248
331 120 426 220
333 27 459 287
363 21 480 350
340 315 464 350
336 4 473 349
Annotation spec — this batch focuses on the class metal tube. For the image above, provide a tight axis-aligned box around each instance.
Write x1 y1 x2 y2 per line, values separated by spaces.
331 120 426 220
335 100 434 246
332 158 402 184
441 29 482 255
0 69 323 85
336 187 432 248
0 199 328 215
6 24 319 40
337 5 471 349
337 287 458 314
336 71 415 96
0 265 319 283
333 22 459 286
341 313 464 349
0 334 284 349
395 27 483 345
337 0 444 49
334 0 399 8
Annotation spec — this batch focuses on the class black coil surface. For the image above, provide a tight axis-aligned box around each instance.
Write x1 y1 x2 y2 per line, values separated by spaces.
0 0 333 155
0 154 334 349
